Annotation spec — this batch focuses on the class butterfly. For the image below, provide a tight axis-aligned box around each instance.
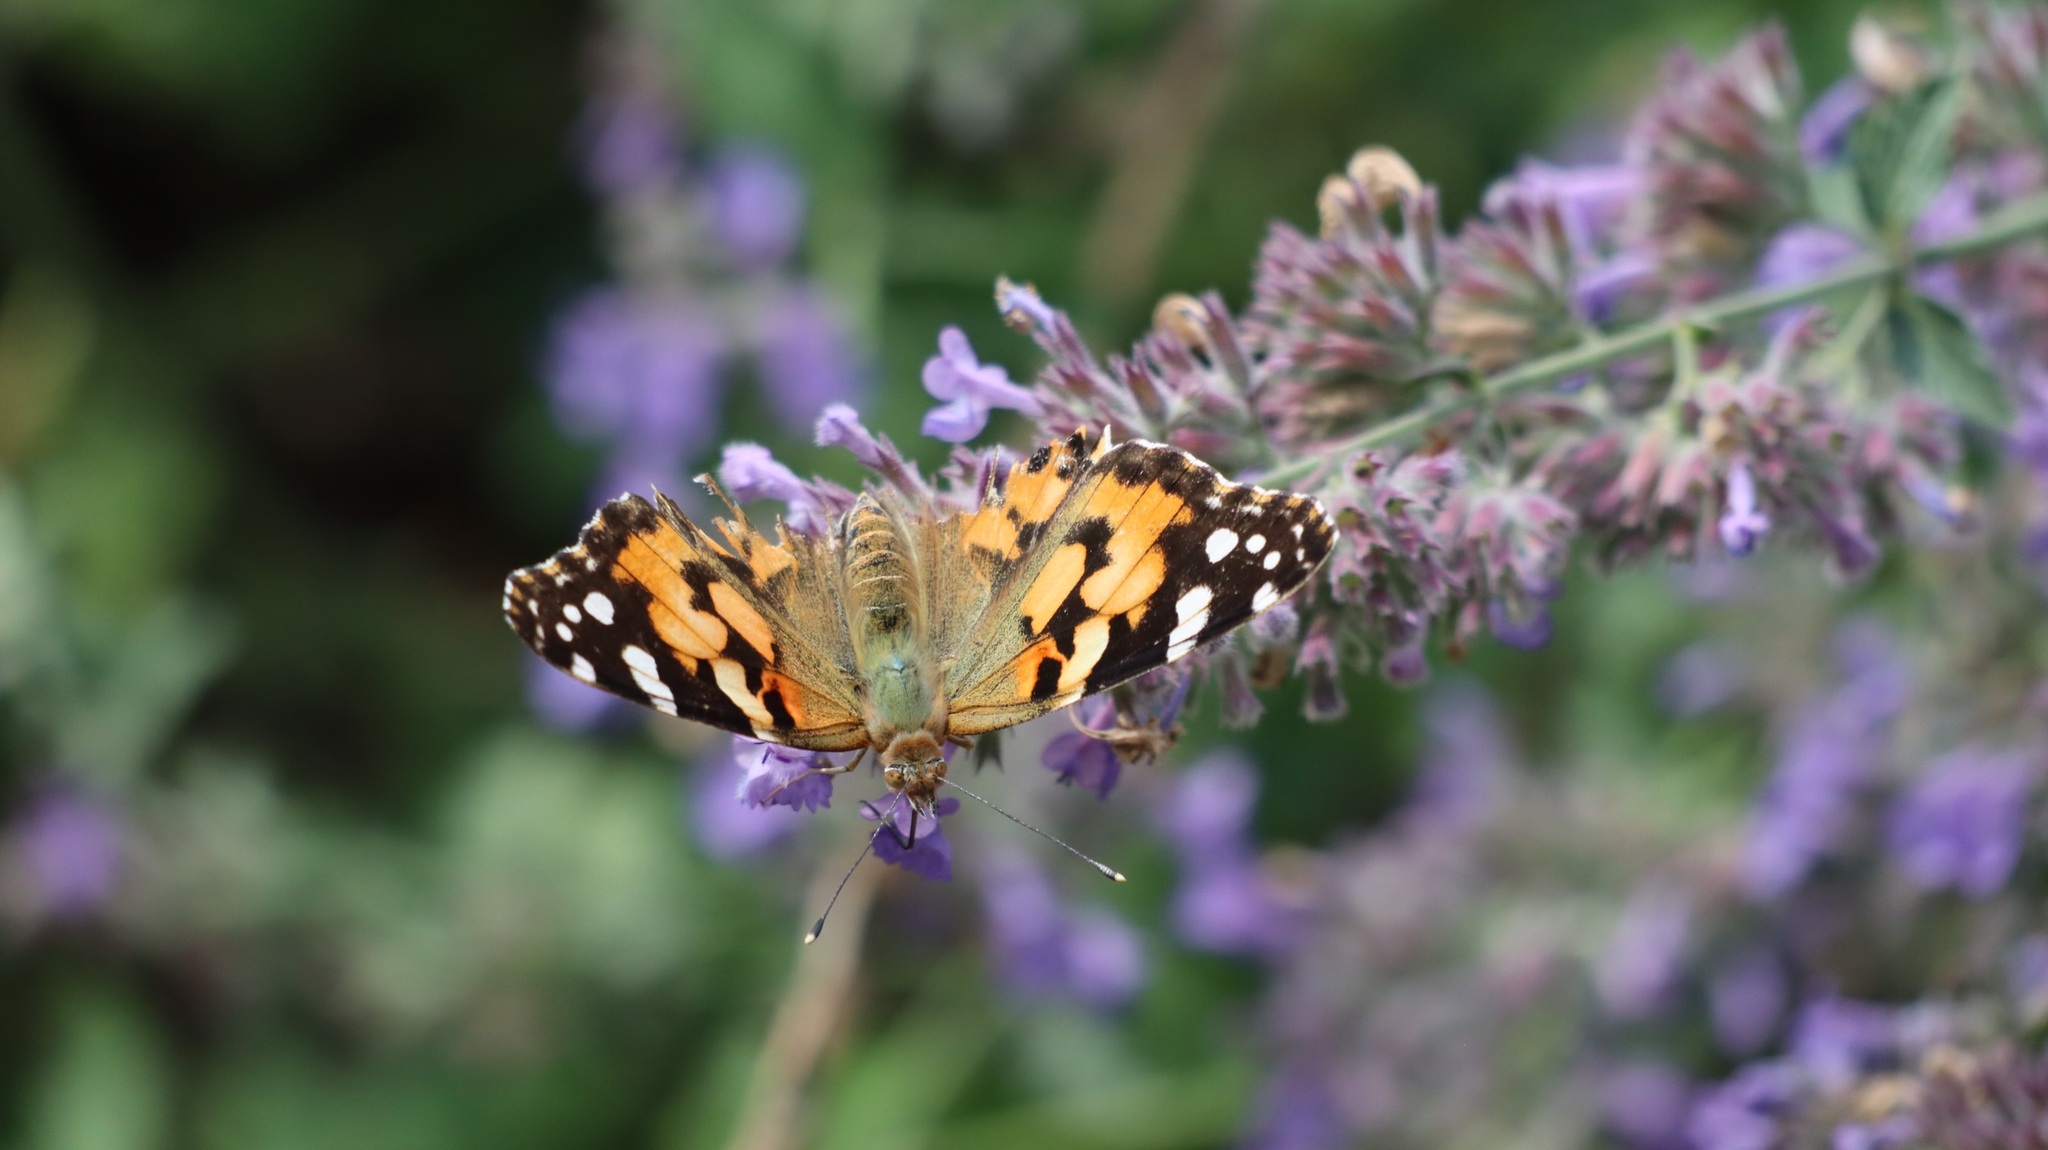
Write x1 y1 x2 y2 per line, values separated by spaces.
504 428 1335 816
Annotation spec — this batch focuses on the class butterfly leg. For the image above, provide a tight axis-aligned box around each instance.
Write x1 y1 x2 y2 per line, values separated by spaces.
760 748 870 805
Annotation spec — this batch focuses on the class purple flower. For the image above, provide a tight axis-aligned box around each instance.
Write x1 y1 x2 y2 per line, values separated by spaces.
1595 882 1693 1020
980 850 1145 1009
1687 1062 1803 1150
1711 947 1790 1057
1831 1117 1919 1150
1489 160 1641 261
1600 1062 1694 1150
1756 224 1867 292
1485 595 1553 649
1719 461 1772 555
718 442 831 535
1741 621 1908 899
546 287 728 470
815 404 922 495
705 143 806 269
1040 730 1122 798
1403 680 1510 835
12 788 124 918
579 92 684 199
734 737 836 812
1799 76 1873 163
1576 250 1660 324
690 758 801 859
1791 996 1897 1091
1243 1066 1347 1150
757 286 865 426
1885 745 2035 898
919 327 1043 443
866 796 959 881
1157 752 1298 957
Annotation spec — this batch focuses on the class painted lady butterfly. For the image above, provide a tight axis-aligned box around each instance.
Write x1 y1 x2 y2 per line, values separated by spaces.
505 428 1334 814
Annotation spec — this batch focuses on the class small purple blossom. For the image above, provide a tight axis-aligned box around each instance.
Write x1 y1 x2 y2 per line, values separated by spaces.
1719 460 1773 555
1756 224 1867 293
690 758 800 859
705 143 806 269
1791 996 1897 1091
1600 1062 1694 1150
866 796 959 881
756 286 865 426
1243 1066 1347 1150
1595 882 1693 1020
1798 76 1872 163
12 788 124 918
1711 946 1790 1057
1687 1061 1804 1150
734 737 836 812
1485 595 1553 649
980 850 1145 1009
1039 730 1121 798
1157 752 1298 957
717 442 831 535
919 327 1043 443
1886 745 2035 898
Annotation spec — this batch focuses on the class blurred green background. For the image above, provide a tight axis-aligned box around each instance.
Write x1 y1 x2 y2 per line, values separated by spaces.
0 0 1876 1147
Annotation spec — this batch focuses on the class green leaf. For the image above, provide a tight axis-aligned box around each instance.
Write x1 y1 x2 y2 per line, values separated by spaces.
1887 293 2014 428
1849 78 1962 230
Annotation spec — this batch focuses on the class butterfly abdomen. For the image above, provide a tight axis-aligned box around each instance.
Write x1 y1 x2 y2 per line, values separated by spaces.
840 495 944 747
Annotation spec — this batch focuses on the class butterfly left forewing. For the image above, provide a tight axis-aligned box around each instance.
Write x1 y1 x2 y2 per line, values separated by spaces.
936 434 1334 736
505 493 869 750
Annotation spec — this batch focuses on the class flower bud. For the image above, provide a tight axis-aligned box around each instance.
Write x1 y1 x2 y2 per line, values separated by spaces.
1345 146 1424 209
1849 13 1930 95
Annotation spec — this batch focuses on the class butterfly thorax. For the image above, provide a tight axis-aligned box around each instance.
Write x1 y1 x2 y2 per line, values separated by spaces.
840 495 950 801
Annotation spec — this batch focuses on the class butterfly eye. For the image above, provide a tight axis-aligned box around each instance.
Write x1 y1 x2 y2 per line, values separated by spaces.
883 767 905 789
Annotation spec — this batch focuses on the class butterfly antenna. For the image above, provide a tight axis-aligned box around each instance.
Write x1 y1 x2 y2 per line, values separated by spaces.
804 793 902 945
937 776 1126 883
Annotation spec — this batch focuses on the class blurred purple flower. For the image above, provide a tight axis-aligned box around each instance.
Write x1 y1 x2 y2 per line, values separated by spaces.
1656 641 1747 717
1719 460 1772 555
1040 730 1122 798
1687 1061 1803 1150
1158 752 1299 957
2009 934 2048 1021
920 327 1043 443
13 788 124 918
1490 160 1641 261
1741 621 1909 899
735 737 836 812
1791 996 1896 1091
1243 1065 1347 1150
579 92 684 199
1831 1116 1919 1150
690 758 801 859
1485 596 1553 650
1596 882 1694 1020
757 286 865 426
1799 76 1872 163
525 650 625 731
718 442 831 536
1601 1062 1695 1150
1885 745 2034 898
866 796 959 881
1756 225 1867 312
1577 250 1660 324
1711 946 1790 1057
705 143 806 269
980 850 1145 1009
1404 679 1511 836
547 287 727 470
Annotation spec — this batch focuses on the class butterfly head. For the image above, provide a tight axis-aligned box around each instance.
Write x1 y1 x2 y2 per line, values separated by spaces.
879 730 948 812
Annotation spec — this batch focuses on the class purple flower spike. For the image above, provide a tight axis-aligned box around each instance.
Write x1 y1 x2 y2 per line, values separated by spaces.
691 758 801 859
705 143 806 269
13 787 124 918
1040 730 1122 798
1886 745 2035 898
920 327 1043 443
1719 461 1772 555
734 737 836 812
758 286 865 426
866 797 959 881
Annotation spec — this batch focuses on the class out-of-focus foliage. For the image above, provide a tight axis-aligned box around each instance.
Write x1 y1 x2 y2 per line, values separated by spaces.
35 0 2048 1148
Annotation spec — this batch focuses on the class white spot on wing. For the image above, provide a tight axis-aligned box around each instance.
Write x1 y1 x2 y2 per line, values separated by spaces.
1168 584 1212 659
1263 551 1281 571
555 622 575 642
622 644 676 706
1175 585 1213 623
1292 523 1305 538
1246 534 1266 553
583 592 615 624
570 654 596 683
1252 583 1280 613
1205 529 1238 562
562 603 582 624
1167 636 1199 663
649 697 678 716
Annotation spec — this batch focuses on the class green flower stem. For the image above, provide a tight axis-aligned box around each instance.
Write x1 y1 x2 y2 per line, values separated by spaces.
1257 189 2048 489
